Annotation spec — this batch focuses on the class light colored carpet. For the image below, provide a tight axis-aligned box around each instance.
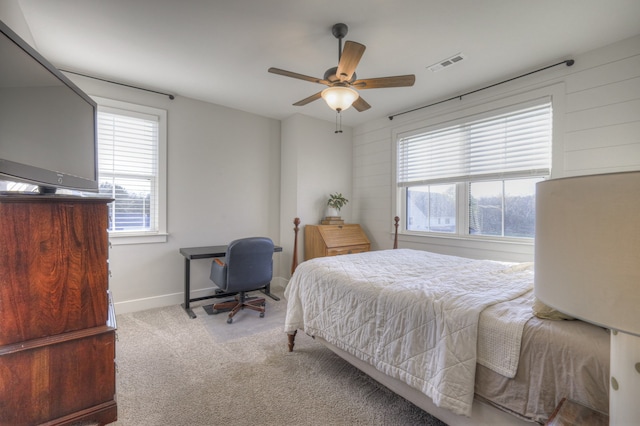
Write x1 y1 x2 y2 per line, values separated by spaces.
112 289 447 425
198 291 289 343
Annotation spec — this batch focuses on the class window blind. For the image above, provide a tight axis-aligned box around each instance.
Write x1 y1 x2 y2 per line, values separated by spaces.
397 101 551 186
97 109 159 232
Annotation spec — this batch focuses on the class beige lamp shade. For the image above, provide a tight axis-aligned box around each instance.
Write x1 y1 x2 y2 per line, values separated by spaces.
535 171 640 424
534 171 640 336
321 86 359 112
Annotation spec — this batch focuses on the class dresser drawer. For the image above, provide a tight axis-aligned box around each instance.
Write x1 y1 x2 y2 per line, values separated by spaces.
327 244 370 256
0 327 116 425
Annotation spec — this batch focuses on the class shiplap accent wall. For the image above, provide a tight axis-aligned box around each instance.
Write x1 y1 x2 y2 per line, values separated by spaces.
564 37 640 175
352 34 640 262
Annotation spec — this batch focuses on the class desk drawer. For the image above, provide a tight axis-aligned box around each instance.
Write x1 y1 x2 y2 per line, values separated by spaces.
327 244 370 256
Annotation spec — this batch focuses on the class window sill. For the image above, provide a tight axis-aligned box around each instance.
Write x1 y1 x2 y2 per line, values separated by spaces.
402 230 534 244
109 232 168 246
395 232 534 263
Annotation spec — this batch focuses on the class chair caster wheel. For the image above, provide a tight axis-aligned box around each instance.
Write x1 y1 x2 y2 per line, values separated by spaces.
227 317 233 324
260 312 265 318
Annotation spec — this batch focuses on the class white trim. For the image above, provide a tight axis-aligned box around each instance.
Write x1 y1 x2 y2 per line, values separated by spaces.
91 96 168 244
390 83 565 254
113 278 288 314
109 232 168 245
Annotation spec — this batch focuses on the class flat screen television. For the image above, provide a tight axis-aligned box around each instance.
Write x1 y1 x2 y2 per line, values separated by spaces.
0 19 98 194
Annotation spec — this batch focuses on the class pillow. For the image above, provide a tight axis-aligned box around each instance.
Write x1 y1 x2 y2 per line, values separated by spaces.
532 297 576 320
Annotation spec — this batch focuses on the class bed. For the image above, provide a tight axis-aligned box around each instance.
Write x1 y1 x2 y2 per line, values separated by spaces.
284 218 609 425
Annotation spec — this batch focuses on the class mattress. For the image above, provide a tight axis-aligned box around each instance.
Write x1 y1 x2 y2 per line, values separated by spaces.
475 314 609 422
284 248 609 421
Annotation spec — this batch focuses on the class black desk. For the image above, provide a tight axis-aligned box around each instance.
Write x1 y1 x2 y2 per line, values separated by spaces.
179 245 283 318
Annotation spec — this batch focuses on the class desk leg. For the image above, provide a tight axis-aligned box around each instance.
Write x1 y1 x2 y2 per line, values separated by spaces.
260 283 280 301
181 257 197 319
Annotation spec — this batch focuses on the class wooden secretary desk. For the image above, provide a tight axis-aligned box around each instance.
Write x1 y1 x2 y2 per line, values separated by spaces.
304 223 370 260
0 195 117 425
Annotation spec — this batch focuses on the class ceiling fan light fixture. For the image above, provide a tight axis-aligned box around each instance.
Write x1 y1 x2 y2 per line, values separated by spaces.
321 86 359 112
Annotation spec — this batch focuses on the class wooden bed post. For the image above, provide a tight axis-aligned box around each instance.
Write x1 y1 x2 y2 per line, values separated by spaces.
288 216 400 352
393 216 399 249
287 330 297 352
291 217 300 275
288 218 301 352
287 218 301 352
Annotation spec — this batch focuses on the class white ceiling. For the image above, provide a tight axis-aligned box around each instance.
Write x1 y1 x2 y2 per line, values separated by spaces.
16 0 640 127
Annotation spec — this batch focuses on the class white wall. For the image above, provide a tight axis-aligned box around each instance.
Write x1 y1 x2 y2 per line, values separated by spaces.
4 1 638 308
352 34 640 263
67 74 282 314
3 1 351 314
279 113 352 277
0 1 35 46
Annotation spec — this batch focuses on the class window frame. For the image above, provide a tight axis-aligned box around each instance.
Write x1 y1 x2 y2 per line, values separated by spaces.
93 96 168 245
392 84 565 249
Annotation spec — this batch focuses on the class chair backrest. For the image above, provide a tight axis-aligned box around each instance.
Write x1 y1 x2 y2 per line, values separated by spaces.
225 237 274 292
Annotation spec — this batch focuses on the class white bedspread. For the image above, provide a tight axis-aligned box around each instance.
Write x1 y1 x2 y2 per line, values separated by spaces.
477 286 534 378
284 249 533 417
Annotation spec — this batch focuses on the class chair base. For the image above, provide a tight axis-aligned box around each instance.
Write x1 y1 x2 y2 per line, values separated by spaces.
211 292 265 324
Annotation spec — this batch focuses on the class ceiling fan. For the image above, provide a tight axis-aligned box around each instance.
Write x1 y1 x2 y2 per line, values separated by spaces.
268 23 415 113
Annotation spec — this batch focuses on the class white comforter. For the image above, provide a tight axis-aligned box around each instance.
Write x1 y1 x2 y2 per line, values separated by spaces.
284 249 533 417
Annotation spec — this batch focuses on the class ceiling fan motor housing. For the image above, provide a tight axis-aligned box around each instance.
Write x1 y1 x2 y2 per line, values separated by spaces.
332 23 348 39
324 66 356 84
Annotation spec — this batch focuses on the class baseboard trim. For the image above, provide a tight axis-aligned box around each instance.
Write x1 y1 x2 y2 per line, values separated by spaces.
113 277 287 315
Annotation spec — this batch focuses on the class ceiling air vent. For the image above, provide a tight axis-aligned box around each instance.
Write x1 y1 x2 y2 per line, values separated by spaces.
428 53 465 72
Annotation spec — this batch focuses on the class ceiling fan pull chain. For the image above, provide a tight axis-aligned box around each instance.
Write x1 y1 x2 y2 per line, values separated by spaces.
335 111 343 134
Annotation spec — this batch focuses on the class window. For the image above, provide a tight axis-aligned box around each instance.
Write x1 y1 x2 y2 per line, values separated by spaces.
406 184 457 233
397 99 551 240
94 97 167 244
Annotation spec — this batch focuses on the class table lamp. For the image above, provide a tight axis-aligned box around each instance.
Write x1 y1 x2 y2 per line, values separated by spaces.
534 171 640 424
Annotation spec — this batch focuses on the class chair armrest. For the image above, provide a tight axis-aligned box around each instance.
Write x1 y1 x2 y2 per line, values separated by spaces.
210 257 228 289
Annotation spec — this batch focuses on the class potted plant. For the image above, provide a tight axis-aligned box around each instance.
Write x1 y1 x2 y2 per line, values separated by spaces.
327 192 348 217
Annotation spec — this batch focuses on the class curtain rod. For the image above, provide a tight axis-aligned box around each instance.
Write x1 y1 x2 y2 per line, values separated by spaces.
388 59 574 120
60 69 175 100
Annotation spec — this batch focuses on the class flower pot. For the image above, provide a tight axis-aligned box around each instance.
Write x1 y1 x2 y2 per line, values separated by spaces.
326 206 340 218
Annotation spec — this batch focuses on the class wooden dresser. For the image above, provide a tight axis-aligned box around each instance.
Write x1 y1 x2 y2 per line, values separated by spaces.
0 195 117 426
304 224 370 260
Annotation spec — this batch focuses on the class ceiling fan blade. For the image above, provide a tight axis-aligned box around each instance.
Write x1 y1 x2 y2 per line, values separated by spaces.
352 96 371 112
352 75 416 89
336 41 366 82
268 67 329 85
293 91 323 106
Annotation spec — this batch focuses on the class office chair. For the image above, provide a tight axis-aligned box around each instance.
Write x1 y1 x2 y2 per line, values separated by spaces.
209 237 274 324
